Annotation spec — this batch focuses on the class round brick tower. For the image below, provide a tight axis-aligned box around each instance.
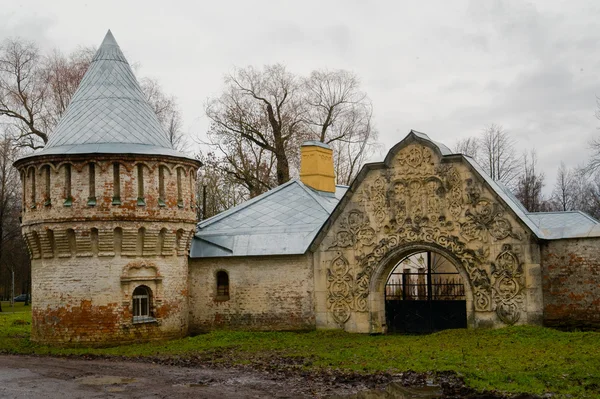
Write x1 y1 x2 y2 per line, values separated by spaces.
13 31 200 345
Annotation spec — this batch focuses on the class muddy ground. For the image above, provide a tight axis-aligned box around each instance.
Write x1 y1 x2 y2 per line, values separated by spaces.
0 354 540 398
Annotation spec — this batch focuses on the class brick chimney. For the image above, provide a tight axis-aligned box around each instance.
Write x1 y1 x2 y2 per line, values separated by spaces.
300 141 335 193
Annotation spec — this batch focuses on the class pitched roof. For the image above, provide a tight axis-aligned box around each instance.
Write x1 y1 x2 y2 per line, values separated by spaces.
526 211 600 239
21 30 189 160
190 179 347 257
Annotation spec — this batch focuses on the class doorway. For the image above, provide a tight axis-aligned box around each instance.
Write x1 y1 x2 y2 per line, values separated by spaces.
385 250 467 333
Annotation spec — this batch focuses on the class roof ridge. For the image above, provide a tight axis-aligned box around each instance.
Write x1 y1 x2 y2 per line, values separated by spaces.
294 179 332 213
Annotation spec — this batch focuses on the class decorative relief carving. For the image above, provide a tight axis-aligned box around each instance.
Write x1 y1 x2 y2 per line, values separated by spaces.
324 142 527 324
396 145 434 176
326 252 354 326
329 210 375 249
460 199 522 243
491 244 524 325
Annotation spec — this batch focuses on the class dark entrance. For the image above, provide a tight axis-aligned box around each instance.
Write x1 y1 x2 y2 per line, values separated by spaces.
385 251 467 333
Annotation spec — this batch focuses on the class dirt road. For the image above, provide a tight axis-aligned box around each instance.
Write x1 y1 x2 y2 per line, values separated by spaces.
0 354 383 398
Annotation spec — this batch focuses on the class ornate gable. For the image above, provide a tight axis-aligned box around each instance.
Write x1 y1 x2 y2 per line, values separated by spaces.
314 132 537 331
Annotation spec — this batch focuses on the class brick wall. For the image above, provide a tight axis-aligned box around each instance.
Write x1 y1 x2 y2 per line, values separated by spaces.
188 254 315 332
541 238 600 329
27 222 192 346
19 155 198 224
15 154 199 346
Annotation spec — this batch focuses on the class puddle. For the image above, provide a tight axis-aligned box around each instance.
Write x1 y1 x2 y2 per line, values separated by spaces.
76 375 137 386
329 382 442 399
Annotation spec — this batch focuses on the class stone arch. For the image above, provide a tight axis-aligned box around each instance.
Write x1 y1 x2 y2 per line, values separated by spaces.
368 242 476 333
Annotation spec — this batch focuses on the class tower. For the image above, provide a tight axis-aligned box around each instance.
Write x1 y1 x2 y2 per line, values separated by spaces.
13 31 200 345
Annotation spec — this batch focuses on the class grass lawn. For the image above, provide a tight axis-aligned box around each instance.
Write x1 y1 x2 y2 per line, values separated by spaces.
0 307 598 398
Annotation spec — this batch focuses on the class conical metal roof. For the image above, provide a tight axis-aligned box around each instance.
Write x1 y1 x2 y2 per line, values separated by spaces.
25 30 188 160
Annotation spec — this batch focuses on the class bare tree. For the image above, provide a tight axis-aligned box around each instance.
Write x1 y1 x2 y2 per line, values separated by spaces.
196 152 252 219
205 65 380 194
514 149 545 212
303 69 378 185
453 136 479 158
0 129 28 308
550 162 576 211
140 77 186 151
201 134 277 199
206 64 305 187
478 124 521 188
0 39 49 149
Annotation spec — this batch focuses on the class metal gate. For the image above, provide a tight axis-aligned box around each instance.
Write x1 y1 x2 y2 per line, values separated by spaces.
385 252 467 334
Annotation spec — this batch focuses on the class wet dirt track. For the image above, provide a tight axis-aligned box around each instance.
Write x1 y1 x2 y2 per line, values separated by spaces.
0 354 377 399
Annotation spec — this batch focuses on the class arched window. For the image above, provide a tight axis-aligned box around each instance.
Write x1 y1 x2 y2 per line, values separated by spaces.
216 271 229 300
64 164 72 207
137 164 145 206
158 166 166 207
176 168 183 208
112 163 121 205
132 285 153 323
44 165 51 206
87 163 96 206
29 168 36 209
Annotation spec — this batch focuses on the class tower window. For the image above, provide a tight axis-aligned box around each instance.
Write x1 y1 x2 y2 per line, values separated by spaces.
216 271 229 300
158 166 166 207
87 163 96 206
132 285 154 323
64 164 72 207
29 168 36 209
21 171 26 212
137 164 145 206
44 165 51 206
112 163 121 205
177 168 183 208
190 172 194 209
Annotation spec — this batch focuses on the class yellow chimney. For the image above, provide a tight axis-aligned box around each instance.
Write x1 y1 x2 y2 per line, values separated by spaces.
300 141 336 193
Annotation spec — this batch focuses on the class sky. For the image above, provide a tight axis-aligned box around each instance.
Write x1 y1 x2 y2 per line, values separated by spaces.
3 0 600 193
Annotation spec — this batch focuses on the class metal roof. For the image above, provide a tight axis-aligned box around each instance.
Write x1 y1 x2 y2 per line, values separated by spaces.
190 180 347 257
526 211 600 239
192 131 600 260
20 30 191 161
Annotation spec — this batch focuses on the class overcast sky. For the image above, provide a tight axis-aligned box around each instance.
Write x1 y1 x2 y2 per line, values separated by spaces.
4 0 600 192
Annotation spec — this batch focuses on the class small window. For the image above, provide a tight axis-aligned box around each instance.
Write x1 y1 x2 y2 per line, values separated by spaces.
158 166 166 207
137 164 145 206
112 163 121 205
21 170 26 212
176 168 183 208
132 285 154 323
29 168 36 209
87 163 96 206
64 164 72 207
216 271 229 300
44 165 51 206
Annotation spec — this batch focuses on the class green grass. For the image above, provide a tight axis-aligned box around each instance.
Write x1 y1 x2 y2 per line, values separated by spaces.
0 301 32 313
0 308 598 398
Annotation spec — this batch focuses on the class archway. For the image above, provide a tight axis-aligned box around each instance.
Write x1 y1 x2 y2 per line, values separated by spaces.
368 243 475 334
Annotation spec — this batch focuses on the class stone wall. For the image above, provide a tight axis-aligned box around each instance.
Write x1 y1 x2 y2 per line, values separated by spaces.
541 238 600 329
312 135 544 333
188 254 315 332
